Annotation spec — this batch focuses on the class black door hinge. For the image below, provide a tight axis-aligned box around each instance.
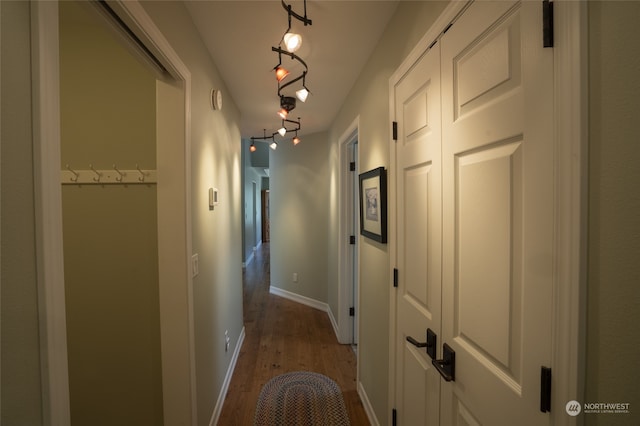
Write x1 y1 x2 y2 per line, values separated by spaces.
543 0 554 48
393 268 399 288
392 121 398 141
392 408 397 426
350 235 356 245
540 366 552 413
349 307 355 317
350 161 356 171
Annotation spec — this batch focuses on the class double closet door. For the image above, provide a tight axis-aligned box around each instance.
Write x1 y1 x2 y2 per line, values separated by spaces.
393 1 554 425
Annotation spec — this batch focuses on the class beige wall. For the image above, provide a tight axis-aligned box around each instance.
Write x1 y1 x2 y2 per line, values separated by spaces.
586 2 640 424
140 2 245 425
327 2 448 422
1 1 44 424
270 131 330 302
59 2 162 423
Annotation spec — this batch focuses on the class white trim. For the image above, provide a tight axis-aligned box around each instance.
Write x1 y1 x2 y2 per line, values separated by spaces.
243 251 255 268
209 327 246 426
31 2 71 424
357 381 380 426
269 286 329 313
327 306 340 341
387 2 469 423
337 117 360 345
551 2 588 424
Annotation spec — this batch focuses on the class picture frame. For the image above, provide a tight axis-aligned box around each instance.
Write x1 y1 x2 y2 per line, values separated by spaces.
359 166 387 243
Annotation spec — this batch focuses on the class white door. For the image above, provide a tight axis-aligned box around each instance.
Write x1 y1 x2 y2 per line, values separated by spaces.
440 1 554 425
393 42 442 425
392 1 555 424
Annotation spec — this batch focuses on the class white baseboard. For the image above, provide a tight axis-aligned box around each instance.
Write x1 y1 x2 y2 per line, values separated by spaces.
358 381 380 426
209 326 245 426
269 286 329 313
326 307 340 341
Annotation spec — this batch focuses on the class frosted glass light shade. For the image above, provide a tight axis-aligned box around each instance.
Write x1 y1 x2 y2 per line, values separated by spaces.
283 33 302 53
296 88 309 102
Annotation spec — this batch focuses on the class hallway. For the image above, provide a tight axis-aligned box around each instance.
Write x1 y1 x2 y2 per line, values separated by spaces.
218 244 369 424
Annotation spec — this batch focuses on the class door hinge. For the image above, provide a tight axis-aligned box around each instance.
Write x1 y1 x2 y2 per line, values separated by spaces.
540 366 552 412
393 268 399 288
392 408 397 426
349 307 355 317
392 121 398 141
543 0 554 48
350 161 356 171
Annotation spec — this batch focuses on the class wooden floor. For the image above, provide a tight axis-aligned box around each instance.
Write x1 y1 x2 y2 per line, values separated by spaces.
218 243 369 425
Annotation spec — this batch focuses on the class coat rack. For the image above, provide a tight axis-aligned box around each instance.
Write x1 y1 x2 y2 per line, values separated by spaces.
61 164 157 184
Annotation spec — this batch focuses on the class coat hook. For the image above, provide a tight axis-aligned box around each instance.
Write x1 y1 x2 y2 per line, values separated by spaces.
89 164 102 182
113 164 126 182
65 164 79 182
136 164 147 182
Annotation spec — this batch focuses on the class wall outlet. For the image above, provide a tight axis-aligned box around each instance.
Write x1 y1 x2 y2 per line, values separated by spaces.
192 253 199 277
293 272 298 283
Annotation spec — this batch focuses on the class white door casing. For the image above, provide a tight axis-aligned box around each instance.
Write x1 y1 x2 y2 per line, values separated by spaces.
440 1 554 424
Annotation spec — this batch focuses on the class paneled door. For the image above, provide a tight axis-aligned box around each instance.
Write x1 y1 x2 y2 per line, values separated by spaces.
393 41 442 425
440 1 554 425
392 1 554 424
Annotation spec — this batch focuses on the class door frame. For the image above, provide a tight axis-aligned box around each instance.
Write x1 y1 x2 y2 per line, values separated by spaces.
32 1 197 424
387 1 588 424
337 117 360 346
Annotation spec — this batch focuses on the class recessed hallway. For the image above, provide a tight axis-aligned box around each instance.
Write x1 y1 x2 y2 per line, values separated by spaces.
218 244 369 425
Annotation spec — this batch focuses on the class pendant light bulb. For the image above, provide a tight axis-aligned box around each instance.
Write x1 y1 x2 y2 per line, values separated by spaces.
278 127 287 137
283 33 302 53
269 141 278 150
293 136 301 146
250 143 257 153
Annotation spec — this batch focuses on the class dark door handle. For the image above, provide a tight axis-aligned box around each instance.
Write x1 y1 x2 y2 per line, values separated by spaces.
406 328 437 360
432 343 455 382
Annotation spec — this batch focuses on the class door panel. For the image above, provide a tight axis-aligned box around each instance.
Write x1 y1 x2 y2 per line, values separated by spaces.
441 2 554 425
394 41 442 426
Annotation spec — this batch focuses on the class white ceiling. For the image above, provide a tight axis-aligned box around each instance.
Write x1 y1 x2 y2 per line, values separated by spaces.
184 0 399 139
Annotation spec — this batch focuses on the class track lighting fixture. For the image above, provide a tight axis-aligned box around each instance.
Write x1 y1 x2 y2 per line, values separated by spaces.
249 118 301 152
254 0 311 151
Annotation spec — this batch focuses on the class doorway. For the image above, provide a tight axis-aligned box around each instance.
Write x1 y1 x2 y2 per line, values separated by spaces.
338 122 360 346
35 1 195 423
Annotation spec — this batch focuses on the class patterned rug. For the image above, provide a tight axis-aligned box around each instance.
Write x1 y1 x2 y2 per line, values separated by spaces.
254 371 350 425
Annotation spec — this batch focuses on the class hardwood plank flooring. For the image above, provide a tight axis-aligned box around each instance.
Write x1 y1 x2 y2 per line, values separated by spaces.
218 243 369 425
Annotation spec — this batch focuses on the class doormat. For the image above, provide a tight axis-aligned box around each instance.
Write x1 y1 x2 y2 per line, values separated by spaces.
254 371 350 425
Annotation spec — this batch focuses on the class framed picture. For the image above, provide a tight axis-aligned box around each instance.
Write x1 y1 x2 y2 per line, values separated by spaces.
359 167 387 243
